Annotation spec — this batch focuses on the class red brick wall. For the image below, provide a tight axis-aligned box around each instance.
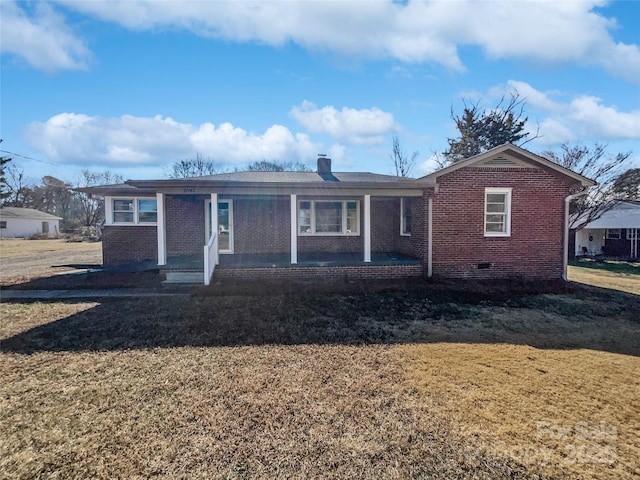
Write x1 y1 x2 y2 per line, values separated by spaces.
166 195 206 257
371 198 397 252
150 194 416 258
227 196 408 255
102 225 157 266
431 167 573 279
394 195 428 261
215 263 424 280
233 196 291 254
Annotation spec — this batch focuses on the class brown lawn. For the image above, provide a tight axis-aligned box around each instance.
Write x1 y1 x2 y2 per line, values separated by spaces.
1 281 638 479
568 264 640 295
2 240 639 478
0 239 102 285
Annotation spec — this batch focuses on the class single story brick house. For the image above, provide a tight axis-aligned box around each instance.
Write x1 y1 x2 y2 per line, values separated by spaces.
0 207 61 238
573 200 639 259
84 144 595 284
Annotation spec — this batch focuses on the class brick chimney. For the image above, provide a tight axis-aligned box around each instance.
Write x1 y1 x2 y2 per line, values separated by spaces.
317 154 331 176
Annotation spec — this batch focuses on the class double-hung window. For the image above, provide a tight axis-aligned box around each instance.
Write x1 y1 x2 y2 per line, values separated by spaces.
110 198 157 225
298 200 359 235
401 198 412 236
484 188 512 237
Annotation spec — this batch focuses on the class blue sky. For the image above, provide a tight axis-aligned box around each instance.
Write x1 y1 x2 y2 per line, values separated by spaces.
1 0 639 184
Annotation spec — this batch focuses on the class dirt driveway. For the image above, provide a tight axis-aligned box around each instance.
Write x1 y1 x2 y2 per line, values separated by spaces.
0 239 102 285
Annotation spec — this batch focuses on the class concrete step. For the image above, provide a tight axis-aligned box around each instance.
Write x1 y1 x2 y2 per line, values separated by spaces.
163 271 204 284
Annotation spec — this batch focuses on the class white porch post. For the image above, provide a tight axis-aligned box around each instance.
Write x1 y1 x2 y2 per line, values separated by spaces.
211 193 219 265
156 193 166 266
364 194 371 263
290 194 298 264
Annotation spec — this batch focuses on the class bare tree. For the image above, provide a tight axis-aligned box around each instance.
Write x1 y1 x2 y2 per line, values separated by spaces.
0 140 12 202
245 160 310 172
541 142 631 227
74 170 124 227
2 165 34 207
166 154 221 178
390 135 419 177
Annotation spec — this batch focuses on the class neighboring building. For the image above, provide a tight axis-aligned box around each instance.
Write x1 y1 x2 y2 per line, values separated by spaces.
82 143 595 284
0 207 62 238
573 200 640 259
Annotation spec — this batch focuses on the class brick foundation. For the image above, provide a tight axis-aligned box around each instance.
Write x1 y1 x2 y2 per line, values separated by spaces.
215 263 424 280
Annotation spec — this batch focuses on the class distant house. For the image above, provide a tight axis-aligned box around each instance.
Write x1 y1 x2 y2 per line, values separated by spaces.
573 200 640 259
82 143 595 284
0 207 62 238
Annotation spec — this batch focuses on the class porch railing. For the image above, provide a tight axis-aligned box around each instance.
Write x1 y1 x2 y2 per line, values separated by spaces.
203 232 218 285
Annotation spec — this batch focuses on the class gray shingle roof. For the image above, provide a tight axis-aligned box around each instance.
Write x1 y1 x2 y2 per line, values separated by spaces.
0 207 62 220
168 171 411 183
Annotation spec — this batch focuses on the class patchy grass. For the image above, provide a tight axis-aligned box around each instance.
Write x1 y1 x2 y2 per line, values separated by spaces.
0 239 102 286
570 258 640 275
1 284 638 479
567 264 640 295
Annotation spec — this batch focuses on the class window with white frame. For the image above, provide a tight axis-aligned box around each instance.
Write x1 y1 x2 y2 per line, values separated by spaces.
298 200 359 235
0 221 6 229
401 198 412 236
110 198 157 225
484 188 512 237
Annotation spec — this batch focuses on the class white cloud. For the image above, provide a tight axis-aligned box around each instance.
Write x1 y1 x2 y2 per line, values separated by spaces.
24 113 326 167
415 153 443 177
495 81 640 146
45 0 638 82
2 1 637 83
290 101 396 145
0 1 90 72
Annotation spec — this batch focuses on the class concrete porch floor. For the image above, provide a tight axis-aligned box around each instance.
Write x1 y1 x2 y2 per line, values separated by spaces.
164 252 420 271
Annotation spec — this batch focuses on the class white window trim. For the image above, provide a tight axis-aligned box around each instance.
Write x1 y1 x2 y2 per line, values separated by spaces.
400 198 411 237
484 188 512 237
298 199 360 236
106 196 158 226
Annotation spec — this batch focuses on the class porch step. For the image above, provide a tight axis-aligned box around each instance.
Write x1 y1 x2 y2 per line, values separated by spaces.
163 271 204 284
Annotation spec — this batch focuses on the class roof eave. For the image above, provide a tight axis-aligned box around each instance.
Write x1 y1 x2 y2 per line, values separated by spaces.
125 179 435 190
418 143 597 188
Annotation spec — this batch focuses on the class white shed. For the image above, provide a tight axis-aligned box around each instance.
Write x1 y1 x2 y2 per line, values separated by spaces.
574 201 640 259
0 207 62 238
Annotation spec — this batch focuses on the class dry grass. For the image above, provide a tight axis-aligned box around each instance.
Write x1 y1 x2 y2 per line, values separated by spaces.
1 284 638 479
403 344 639 480
0 239 102 285
568 265 640 295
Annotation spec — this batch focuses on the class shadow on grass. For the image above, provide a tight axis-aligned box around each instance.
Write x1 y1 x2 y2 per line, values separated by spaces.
2 278 639 356
2 267 162 290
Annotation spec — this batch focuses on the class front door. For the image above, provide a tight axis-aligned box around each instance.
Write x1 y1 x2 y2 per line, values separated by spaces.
206 199 234 254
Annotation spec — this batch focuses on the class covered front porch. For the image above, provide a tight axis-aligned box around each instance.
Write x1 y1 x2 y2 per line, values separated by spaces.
153 187 430 284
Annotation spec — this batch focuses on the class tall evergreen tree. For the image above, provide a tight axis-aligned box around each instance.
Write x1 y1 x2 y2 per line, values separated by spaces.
0 155 11 202
444 92 535 163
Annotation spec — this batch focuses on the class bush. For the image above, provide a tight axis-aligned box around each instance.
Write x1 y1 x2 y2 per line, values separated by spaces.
28 233 54 240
